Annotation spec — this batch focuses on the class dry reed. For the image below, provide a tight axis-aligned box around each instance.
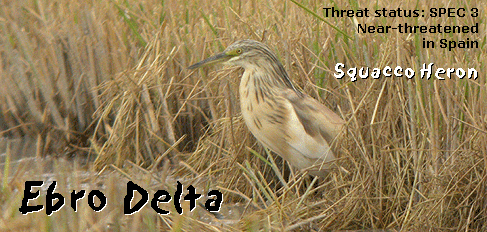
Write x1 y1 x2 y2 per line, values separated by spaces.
0 0 486 231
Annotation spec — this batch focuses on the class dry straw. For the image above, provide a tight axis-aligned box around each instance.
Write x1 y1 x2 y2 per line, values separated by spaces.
0 0 486 230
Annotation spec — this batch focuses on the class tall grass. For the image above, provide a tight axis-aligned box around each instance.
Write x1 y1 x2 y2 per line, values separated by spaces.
1 0 486 230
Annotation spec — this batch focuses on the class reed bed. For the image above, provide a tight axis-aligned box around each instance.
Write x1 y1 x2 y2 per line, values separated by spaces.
1 0 486 230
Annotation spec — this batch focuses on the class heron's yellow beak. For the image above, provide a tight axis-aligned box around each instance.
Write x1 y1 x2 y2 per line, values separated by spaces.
187 52 231 69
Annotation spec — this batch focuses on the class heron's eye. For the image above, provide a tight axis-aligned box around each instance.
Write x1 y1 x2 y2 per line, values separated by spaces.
236 49 242 54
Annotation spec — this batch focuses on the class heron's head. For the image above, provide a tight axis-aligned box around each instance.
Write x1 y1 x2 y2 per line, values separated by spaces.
188 39 297 91
188 40 282 70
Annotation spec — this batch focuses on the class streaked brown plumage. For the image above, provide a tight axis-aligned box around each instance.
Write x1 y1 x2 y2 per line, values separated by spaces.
188 40 345 177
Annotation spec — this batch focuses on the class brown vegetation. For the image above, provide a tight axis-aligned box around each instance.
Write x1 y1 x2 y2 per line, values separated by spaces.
0 0 486 231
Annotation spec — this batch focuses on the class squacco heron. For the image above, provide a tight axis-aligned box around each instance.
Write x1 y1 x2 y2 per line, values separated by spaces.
188 40 345 177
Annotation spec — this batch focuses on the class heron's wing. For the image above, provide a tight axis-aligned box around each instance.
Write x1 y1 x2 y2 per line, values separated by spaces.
282 89 345 160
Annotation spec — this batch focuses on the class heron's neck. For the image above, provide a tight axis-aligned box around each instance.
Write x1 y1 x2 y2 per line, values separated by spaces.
240 63 297 92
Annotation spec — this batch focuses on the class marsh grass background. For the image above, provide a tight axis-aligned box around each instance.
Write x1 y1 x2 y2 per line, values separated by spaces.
0 0 486 231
